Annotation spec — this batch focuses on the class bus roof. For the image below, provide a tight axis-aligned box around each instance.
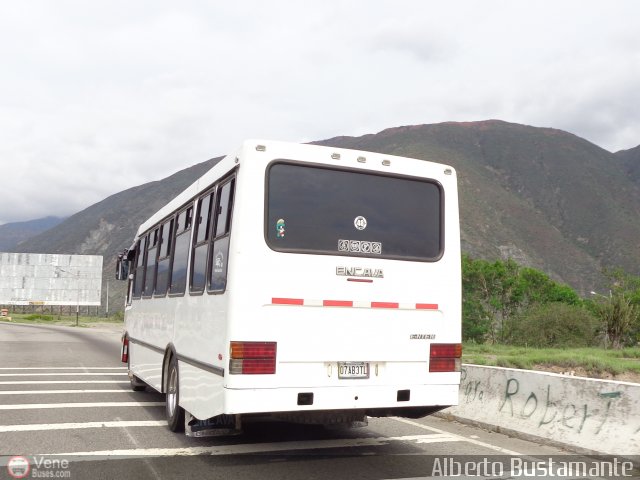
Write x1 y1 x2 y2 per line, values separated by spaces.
134 139 456 240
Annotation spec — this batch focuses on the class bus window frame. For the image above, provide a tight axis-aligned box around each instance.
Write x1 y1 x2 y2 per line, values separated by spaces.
132 236 149 300
154 216 175 298
263 160 446 263
206 175 235 295
129 239 143 302
142 227 160 299
189 187 216 296
168 205 194 298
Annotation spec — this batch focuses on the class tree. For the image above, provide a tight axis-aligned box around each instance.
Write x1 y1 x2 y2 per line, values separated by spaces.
462 256 583 344
462 256 522 343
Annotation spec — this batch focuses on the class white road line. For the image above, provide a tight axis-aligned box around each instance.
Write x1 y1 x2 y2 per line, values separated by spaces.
0 373 127 377
41 434 462 459
391 417 523 455
0 381 130 385
114 415 164 480
0 389 128 395
0 367 127 370
0 402 164 410
0 420 166 433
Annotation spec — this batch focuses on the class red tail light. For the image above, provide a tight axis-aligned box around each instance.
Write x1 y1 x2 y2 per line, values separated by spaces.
429 343 462 372
229 341 277 374
121 336 129 363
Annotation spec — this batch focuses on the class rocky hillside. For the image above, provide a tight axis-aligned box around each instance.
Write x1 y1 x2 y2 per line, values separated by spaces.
616 144 640 182
316 121 640 293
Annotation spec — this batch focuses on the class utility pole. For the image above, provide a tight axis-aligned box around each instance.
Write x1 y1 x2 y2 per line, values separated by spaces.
76 270 80 327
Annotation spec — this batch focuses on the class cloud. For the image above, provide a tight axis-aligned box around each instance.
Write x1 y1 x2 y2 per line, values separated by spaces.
0 0 639 224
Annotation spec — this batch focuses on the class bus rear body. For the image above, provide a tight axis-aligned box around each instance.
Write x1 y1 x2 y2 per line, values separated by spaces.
120 140 461 429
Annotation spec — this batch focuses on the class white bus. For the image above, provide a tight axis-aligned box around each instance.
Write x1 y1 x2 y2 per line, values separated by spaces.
117 140 462 434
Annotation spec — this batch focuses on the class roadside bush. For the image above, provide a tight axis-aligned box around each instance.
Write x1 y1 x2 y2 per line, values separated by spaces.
509 303 598 348
594 293 639 349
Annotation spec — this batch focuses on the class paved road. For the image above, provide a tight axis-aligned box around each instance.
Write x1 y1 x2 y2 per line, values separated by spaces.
0 322 631 480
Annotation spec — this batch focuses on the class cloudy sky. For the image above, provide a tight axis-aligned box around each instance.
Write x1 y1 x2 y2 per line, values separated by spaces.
1 1 639 225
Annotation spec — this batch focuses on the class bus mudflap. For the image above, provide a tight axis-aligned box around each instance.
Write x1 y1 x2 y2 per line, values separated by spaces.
184 412 242 438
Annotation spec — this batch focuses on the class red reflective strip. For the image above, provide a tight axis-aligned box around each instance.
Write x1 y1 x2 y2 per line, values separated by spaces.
273 298 436 309
272 297 304 305
347 278 374 283
416 303 439 310
323 300 353 307
371 302 399 309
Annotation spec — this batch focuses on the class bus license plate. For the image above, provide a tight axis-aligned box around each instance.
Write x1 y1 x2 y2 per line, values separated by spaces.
338 362 369 379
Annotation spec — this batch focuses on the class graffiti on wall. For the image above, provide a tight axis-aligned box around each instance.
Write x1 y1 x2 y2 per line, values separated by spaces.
460 368 637 437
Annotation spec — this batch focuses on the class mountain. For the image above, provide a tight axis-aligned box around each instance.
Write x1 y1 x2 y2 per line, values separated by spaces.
315 121 640 293
0 216 65 251
13 121 640 310
13 157 222 311
616 144 640 183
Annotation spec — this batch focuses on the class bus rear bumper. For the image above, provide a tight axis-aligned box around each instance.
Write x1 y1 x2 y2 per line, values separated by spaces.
222 383 459 417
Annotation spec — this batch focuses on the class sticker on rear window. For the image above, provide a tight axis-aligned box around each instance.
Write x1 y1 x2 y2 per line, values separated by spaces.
354 216 367 230
214 250 225 273
338 239 381 254
276 219 286 238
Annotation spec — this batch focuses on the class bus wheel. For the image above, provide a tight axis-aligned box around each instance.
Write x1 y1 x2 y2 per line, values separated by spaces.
166 355 185 432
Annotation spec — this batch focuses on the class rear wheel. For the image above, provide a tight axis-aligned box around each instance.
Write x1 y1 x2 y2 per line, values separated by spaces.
166 355 185 432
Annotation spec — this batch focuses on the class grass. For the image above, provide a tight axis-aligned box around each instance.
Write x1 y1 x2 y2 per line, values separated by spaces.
0 312 123 328
463 343 640 378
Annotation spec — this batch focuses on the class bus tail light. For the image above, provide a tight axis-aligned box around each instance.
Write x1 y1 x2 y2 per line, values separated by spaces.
429 343 462 372
121 336 129 363
229 341 277 374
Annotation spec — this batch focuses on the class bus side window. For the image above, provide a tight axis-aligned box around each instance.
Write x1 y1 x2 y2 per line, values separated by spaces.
190 189 215 293
131 240 143 300
155 218 174 297
124 249 135 305
209 178 235 293
169 206 193 295
143 228 159 297
133 234 149 298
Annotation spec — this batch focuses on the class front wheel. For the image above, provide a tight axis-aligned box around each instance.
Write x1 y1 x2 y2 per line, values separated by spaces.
166 355 185 432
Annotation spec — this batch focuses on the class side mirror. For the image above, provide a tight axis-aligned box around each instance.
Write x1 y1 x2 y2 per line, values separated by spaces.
116 254 130 281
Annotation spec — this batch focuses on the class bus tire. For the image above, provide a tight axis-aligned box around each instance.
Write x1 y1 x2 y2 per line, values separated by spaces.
166 355 185 432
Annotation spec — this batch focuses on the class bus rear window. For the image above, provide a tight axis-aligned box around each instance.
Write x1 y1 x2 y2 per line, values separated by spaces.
266 163 443 261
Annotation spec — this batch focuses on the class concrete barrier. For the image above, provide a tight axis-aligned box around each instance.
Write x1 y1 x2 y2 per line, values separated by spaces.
439 365 640 456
